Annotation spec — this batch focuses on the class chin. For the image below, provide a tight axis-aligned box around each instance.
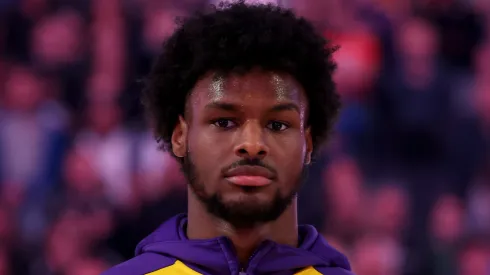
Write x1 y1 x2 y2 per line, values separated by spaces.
220 191 273 212
224 195 273 212
205 190 295 228
219 202 279 228
223 187 274 202
190 176 296 227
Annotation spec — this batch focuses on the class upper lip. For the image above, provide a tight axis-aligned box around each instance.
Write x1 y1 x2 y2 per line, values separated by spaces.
224 165 276 179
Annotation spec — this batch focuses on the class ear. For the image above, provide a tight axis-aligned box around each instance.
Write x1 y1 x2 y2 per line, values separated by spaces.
171 116 188 158
304 127 313 165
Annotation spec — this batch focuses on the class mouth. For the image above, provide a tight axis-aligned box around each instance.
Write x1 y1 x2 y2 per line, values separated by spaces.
226 175 272 187
223 165 275 187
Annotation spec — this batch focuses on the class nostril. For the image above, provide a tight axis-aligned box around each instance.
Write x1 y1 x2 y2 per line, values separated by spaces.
238 148 247 155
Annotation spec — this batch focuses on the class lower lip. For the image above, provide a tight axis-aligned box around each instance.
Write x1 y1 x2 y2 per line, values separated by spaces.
225 176 272 187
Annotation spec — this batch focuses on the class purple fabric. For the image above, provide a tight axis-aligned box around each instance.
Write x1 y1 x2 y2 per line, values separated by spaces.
102 214 354 275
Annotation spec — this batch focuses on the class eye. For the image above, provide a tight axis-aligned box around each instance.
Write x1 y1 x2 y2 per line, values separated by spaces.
267 121 289 132
212 118 237 129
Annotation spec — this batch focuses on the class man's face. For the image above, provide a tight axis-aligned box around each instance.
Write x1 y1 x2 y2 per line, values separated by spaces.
172 69 312 228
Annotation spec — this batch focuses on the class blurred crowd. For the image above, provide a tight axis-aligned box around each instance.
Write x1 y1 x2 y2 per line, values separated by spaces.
0 0 489 274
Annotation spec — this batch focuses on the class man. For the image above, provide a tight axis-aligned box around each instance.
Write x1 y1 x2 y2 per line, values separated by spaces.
103 1 353 274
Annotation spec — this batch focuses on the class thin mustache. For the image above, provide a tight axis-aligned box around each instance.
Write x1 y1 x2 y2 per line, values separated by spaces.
222 159 277 176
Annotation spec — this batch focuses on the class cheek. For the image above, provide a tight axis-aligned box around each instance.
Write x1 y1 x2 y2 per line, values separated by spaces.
269 135 306 178
270 134 306 161
187 128 228 187
188 127 230 157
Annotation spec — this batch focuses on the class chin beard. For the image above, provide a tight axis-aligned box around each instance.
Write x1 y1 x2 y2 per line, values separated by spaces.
181 153 308 229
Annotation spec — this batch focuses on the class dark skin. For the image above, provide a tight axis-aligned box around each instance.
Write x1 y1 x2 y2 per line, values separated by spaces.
171 69 313 264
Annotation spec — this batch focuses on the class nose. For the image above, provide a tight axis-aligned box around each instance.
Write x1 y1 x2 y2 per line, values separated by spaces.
234 121 269 159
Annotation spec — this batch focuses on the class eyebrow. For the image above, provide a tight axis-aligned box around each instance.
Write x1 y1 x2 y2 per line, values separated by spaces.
204 102 300 114
204 102 239 112
269 103 300 113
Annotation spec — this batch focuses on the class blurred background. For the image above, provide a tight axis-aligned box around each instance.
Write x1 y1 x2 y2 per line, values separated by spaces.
0 0 489 274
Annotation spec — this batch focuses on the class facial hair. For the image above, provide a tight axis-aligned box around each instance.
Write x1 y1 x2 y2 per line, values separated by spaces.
181 153 309 229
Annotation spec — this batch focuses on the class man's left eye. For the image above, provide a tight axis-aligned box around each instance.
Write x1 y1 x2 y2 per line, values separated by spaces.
267 121 289 132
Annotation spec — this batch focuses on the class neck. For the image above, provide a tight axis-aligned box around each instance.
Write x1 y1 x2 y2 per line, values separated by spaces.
186 189 299 264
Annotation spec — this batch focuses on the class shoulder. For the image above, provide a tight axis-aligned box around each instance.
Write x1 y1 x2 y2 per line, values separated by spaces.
101 253 176 275
312 266 356 275
296 266 355 275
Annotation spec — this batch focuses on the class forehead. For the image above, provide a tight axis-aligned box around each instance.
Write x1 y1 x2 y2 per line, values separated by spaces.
188 69 306 108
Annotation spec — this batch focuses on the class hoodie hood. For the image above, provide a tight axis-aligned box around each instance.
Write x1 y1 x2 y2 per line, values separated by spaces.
136 214 351 274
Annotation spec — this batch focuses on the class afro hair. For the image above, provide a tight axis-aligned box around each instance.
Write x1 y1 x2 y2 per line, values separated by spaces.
143 0 340 158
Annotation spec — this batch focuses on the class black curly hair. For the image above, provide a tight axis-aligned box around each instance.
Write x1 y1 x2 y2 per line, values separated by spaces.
143 0 340 158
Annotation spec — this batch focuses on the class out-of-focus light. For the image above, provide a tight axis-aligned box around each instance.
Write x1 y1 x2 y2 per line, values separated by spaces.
211 0 279 5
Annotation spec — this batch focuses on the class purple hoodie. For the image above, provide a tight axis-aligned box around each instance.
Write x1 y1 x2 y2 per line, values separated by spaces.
102 214 354 275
